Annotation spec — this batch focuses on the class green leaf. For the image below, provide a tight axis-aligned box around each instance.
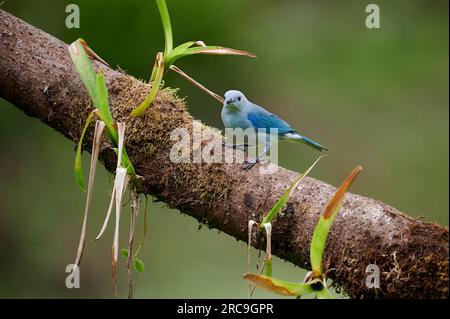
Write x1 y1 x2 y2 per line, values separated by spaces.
183 45 257 57
156 0 173 55
94 72 119 145
310 165 363 278
316 287 334 299
120 248 129 258
131 52 164 117
69 39 99 108
95 72 114 126
164 41 196 67
260 155 325 228
243 273 318 297
133 258 145 273
171 41 197 54
69 40 116 141
74 110 96 192
69 39 116 135
165 45 256 68
265 259 273 277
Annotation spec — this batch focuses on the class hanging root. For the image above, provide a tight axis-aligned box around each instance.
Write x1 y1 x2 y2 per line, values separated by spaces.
74 120 105 268
127 188 140 299
94 187 116 241
111 122 131 297
134 196 149 256
247 220 258 298
263 223 273 277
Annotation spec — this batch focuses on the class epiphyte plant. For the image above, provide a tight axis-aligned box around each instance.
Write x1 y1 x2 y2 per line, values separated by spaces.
246 155 326 297
130 0 256 117
244 165 363 299
69 39 144 298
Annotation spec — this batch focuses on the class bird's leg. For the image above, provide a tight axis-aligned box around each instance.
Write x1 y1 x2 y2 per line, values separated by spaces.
243 146 270 170
243 135 272 170
225 142 250 151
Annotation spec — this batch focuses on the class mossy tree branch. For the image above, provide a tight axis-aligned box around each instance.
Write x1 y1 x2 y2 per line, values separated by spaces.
0 10 448 298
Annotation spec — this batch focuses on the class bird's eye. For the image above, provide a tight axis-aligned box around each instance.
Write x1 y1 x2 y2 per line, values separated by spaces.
237 96 242 101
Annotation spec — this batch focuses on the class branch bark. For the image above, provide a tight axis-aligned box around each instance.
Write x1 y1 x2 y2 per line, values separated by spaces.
0 10 448 299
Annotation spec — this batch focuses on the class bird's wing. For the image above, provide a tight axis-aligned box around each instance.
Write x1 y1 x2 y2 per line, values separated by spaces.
247 104 294 135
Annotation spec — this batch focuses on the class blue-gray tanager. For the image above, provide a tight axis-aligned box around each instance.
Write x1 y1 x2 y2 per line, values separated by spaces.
221 90 328 169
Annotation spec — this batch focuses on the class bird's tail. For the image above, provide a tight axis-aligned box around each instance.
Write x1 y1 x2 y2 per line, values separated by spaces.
285 132 328 151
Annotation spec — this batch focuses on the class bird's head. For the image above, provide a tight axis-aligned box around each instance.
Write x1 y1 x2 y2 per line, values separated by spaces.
224 90 248 110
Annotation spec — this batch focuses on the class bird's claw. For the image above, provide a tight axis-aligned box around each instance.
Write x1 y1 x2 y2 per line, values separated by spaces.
242 157 262 171
225 143 249 151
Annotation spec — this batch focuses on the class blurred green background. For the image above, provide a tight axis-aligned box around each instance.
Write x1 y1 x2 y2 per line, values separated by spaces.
0 0 448 298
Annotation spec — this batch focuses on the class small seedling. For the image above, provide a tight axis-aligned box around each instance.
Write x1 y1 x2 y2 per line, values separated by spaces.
120 193 149 268
130 0 256 117
120 249 146 274
244 165 363 299
246 155 325 297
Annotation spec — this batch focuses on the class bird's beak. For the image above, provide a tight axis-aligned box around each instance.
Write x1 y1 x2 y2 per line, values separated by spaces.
226 99 234 105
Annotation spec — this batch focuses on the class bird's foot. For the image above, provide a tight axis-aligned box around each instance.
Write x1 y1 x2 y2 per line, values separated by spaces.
242 157 262 171
225 143 250 151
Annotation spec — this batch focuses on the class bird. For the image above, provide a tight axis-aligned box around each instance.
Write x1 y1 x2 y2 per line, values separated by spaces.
221 90 328 170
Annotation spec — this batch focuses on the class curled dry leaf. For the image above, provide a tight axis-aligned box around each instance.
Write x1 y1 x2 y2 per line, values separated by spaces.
74 120 105 267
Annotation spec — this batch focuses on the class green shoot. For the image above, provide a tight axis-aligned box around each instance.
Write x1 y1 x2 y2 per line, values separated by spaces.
245 165 363 299
121 249 146 273
131 52 164 117
95 72 115 127
246 155 325 298
74 110 96 192
156 0 173 55
310 165 363 279
120 196 149 274
259 155 325 228
131 0 256 116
